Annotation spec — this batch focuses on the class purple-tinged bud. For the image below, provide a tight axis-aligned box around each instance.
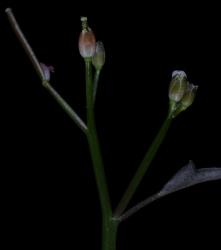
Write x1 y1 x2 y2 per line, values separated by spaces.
40 63 55 81
78 17 96 59
180 83 198 110
92 41 105 70
169 70 188 102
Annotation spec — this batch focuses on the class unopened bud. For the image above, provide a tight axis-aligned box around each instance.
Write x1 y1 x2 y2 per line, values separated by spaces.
180 83 198 110
78 17 96 59
92 41 105 70
40 63 55 81
171 83 198 118
169 70 188 102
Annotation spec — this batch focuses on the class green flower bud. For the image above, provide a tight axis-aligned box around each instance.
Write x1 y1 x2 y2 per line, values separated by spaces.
169 70 188 102
171 83 198 118
78 17 96 59
180 83 198 110
92 41 105 70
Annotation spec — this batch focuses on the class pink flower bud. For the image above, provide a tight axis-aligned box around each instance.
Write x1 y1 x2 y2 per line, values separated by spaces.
78 17 96 58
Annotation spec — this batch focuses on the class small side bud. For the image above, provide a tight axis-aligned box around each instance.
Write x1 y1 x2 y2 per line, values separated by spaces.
168 71 198 118
40 63 55 81
92 41 105 71
180 83 198 110
169 70 188 102
78 17 96 59
171 83 198 118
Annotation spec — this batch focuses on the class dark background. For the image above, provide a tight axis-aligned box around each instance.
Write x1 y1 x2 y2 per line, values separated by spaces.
1 0 221 249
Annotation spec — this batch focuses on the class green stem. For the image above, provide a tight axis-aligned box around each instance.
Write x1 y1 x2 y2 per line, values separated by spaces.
93 70 101 103
43 81 87 134
102 219 119 250
114 115 172 217
85 59 117 250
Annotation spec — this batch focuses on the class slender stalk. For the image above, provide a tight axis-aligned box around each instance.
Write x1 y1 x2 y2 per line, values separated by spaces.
85 58 111 215
114 115 172 218
43 81 87 134
5 8 45 80
115 193 161 222
85 59 117 250
6 8 87 134
93 70 101 103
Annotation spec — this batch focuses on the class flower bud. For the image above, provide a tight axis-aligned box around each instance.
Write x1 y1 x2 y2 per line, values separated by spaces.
40 63 55 81
169 70 188 102
92 41 105 70
171 83 198 118
78 17 96 59
180 83 198 110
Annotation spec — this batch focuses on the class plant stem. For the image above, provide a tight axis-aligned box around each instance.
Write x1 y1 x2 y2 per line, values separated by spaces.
5 8 45 80
85 58 111 216
43 81 87 134
85 59 117 250
102 219 119 250
116 193 161 222
114 115 172 218
93 70 101 103
6 8 87 134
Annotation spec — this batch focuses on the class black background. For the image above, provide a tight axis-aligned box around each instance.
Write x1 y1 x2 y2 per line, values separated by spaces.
1 0 221 249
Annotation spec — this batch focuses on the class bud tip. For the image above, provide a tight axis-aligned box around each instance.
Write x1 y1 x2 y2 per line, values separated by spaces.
81 16 88 22
5 8 12 13
172 70 187 78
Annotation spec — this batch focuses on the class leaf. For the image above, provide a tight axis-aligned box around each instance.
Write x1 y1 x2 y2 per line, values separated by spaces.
158 161 221 196
118 161 221 221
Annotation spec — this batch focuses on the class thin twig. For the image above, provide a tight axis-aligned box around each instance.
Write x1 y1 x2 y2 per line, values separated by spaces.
93 70 100 104
43 81 88 134
114 116 172 217
115 163 221 222
85 58 115 249
5 8 45 80
5 8 88 134
113 193 161 222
